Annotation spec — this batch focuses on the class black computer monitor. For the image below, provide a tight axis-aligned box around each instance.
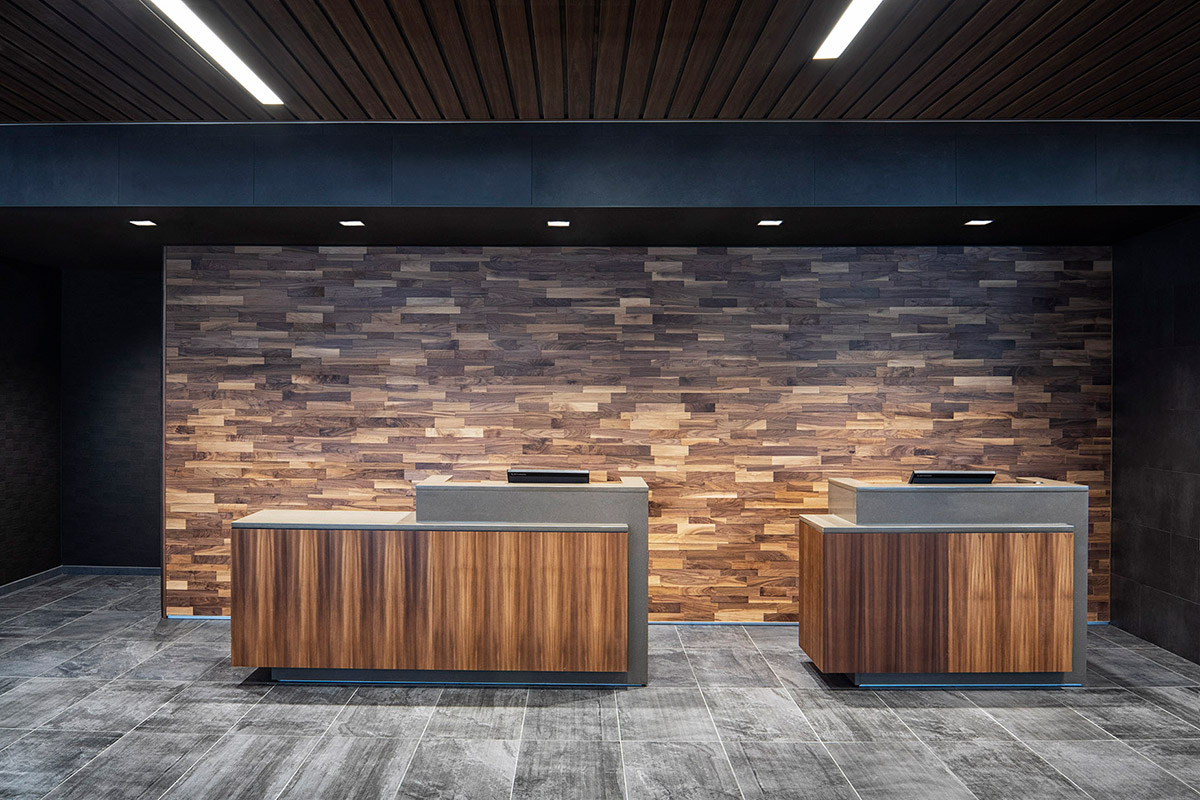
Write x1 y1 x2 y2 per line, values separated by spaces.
908 470 996 485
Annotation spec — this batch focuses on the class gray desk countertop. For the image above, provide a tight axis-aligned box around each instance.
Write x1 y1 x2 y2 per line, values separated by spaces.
232 509 628 532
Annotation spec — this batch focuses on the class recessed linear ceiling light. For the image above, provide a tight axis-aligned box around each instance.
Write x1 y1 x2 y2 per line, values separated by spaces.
757 219 783 227
964 219 994 226
339 220 366 227
129 220 157 227
146 0 283 105
547 220 570 227
813 0 887 60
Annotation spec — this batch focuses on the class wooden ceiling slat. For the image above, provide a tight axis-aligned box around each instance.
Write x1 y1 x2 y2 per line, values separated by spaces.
313 0 417 119
1084 32 1200 119
455 0 517 119
1020 6 1200 118
0 3 153 120
740 0 842 118
717 0 814 119
863 0 1023 120
892 1 1062 120
791 0 945 120
1 0 1198 122
98 0 269 122
384 0 469 118
918 1 1100 120
641 0 702 119
0 66 87 121
667 0 738 118
529 0 565 119
691 0 775 119
277 0 392 119
28 0 200 121
822 0 967 120
0 1 182 121
616 0 668 119
563 0 595 119
420 0 492 118
493 0 541 119
966 0 1173 119
592 0 631 118
211 0 350 119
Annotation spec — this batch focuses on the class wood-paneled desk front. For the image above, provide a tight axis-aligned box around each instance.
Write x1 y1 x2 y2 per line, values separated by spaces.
799 477 1088 687
231 476 649 686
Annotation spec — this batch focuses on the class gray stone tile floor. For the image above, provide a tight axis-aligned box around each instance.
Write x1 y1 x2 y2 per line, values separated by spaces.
1 574 1199 799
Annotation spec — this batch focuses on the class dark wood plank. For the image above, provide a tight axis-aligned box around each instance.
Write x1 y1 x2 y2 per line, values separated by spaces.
641 0 702 119
563 0 596 119
315 0 419 119
717 0 815 119
352 0 443 119
0 63 101 122
617 0 668 119
691 0 774 119
493 0 541 119
385 0 470 119
592 0 631 118
420 0 493 119
93 0 273 122
965 0 1174 119
212 0 353 119
529 0 565 119
232 527 629 672
790 0 943 119
665 0 739 118
818 0 963 120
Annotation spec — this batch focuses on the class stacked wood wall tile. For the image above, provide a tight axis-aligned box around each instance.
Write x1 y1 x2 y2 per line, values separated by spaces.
164 246 1113 621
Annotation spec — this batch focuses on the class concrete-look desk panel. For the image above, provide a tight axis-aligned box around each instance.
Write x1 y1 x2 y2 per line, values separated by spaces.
801 477 1088 687
231 477 649 686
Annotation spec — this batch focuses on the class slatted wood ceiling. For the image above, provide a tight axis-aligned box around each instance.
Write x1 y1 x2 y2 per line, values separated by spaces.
1 0 1198 122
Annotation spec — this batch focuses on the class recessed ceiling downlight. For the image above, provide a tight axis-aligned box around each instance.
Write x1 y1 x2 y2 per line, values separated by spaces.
129 220 157 227
964 219 994 226
547 220 570 227
146 0 284 105
813 0 887 60
339 220 366 227
757 219 783 227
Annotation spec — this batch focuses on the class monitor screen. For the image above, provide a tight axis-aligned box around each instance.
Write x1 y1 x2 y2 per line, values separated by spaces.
908 470 996 485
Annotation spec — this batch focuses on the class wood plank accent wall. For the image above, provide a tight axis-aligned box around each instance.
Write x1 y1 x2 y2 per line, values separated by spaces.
164 245 1113 621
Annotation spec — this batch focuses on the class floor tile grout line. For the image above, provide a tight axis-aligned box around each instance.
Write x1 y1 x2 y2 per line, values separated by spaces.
1108 736 1200 796
142 669 279 800
1090 632 1200 685
507 687 531 800
963 697 1106 800
683 631 746 800
267 684 360 800
866 687 985 800
746 627 866 800
614 685 630 800
32 672 201 800
388 685 443 800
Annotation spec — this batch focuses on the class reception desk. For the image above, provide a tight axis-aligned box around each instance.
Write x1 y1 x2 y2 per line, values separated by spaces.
799 477 1088 687
231 476 648 685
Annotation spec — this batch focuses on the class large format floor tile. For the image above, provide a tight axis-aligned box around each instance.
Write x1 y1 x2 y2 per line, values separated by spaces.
1 582 1199 800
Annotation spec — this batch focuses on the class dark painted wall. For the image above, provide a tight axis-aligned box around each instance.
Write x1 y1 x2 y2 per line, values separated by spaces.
1 121 1199 209
59 268 162 568
0 262 61 585
1113 213 1200 662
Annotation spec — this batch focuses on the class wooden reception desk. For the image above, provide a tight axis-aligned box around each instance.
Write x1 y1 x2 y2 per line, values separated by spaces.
799 477 1088 687
231 476 649 685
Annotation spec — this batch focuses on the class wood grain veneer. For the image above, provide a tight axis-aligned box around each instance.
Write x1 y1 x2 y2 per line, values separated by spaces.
165 245 1112 621
799 521 1073 674
231 527 628 672
947 532 1073 672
